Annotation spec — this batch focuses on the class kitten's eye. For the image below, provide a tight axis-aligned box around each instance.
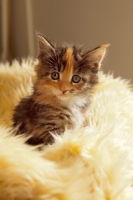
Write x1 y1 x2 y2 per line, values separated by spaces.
72 75 81 83
51 72 59 80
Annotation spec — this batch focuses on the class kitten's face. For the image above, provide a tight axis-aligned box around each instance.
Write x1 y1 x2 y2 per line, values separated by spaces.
36 35 109 101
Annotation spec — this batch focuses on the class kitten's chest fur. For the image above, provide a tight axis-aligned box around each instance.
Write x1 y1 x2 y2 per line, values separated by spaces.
34 91 89 130
60 95 90 129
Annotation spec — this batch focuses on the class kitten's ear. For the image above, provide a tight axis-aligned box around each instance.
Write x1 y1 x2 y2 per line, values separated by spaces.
37 33 55 55
85 44 110 71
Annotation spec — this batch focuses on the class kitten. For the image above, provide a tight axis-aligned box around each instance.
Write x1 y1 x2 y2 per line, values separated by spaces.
12 34 109 145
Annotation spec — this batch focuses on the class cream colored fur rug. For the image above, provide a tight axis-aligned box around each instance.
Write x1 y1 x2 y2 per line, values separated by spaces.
0 58 133 200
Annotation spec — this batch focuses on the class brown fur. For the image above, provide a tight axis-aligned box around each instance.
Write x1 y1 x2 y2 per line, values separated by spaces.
62 47 74 79
12 34 108 146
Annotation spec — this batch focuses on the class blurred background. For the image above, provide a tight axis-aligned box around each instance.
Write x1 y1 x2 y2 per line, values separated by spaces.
0 0 133 81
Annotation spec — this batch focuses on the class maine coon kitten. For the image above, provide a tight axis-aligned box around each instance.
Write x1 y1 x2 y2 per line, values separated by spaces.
12 34 109 145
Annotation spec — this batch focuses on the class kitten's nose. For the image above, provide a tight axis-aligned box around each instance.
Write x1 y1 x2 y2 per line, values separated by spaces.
59 83 69 94
60 88 69 94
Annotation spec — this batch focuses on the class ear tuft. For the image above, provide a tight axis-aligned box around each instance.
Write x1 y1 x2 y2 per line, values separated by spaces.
100 44 110 48
86 43 110 70
37 33 55 55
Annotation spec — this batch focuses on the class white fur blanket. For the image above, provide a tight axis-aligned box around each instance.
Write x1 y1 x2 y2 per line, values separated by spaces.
0 58 133 200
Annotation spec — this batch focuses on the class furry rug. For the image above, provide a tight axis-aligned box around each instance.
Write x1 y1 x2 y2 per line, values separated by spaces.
0 58 133 200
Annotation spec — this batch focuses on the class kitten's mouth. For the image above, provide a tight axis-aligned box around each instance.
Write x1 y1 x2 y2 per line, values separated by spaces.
52 89 70 100
57 93 70 100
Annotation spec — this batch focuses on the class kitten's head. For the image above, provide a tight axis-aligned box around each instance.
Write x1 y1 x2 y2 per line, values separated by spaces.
35 34 109 101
